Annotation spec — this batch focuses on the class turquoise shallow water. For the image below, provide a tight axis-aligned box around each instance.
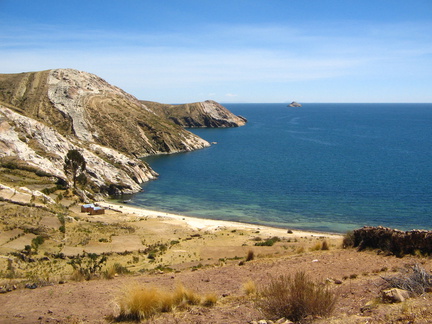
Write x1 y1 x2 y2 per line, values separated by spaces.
121 103 432 233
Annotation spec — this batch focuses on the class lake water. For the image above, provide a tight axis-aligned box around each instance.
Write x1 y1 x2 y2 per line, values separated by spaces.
122 103 432 233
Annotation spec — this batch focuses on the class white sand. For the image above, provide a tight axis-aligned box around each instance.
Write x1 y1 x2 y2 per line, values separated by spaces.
96 201 341 239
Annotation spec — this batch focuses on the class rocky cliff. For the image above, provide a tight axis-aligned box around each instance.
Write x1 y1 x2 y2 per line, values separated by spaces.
0 69 210 156
0 69 231 196
143 100 247 128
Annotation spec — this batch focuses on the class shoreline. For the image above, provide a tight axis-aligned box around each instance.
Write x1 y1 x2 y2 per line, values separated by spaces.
96 201 342 239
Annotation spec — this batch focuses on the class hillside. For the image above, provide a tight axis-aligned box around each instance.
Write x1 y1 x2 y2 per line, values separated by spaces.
2 69 431 323
0 201 431 323
0 69 211 156
0 69 245 196
144 100 247 128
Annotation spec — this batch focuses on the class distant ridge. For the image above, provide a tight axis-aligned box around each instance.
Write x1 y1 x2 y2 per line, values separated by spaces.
144 99 247 128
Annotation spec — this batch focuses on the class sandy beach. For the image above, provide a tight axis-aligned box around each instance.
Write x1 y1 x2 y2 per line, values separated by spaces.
96 201 341 239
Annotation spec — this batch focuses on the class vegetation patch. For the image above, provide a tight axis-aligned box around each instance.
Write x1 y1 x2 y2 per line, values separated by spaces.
254 236 281 246
346 226 432 256
114 282 217 321
382 264 432 296
68 252 107 281
257 271 337 322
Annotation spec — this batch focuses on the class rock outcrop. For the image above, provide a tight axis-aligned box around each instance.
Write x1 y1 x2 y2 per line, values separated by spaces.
0 104 156 195
381 288 410 303
144 100 247 128
0 69 210 157
288 101 302 107
0 69 229 195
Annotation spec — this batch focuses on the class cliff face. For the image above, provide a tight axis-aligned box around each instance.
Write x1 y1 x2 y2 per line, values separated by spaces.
0 105 155 194
0 69 213 195
0 69 210 156
144 100 247 128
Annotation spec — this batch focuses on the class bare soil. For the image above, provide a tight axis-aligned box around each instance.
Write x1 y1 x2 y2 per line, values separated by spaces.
1 191 432 323
1 246 431 323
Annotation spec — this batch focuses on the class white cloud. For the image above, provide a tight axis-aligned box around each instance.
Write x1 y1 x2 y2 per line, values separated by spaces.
0 20 431 102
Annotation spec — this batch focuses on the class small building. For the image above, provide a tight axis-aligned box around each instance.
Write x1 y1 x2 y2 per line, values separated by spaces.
81 203 95 213
89 206 105 215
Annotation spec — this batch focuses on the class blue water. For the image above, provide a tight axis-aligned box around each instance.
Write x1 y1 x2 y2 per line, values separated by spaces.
123 103 432 233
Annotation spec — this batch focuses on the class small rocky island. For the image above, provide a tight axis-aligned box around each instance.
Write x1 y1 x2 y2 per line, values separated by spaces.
288 101 302 107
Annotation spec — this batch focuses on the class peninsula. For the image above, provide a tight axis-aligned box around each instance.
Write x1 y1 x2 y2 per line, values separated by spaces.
0 68 246 197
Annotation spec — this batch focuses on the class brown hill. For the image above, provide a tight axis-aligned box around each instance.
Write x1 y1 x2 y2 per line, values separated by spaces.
144 99 247 128
0 69 222 195
0 69 210 157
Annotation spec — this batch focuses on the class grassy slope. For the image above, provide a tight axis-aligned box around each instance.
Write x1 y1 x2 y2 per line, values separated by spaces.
0 70 206 157
0 189 431 323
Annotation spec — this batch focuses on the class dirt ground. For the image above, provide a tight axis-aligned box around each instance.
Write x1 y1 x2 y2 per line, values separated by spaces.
1 194 432 324
1 246 431 323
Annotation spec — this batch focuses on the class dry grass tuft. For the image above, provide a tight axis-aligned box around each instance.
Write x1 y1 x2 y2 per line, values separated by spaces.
115 282 216 321
310 242 322 251
296 245 305 254
173 282 201 306
202 293 218 307
382 264 432 296
243 279 257 296
257 271 337 322
117 286 163 321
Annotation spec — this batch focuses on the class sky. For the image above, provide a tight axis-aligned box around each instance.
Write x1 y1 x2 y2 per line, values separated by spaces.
0 0 431 103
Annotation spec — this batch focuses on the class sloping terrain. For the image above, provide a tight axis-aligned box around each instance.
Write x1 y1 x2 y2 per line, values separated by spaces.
1 231 431 323
0 69 214 195
0 69 210 157
0 186 431 323
144 100 247 128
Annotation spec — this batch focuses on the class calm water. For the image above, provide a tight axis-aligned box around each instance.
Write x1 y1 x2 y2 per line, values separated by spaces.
122 103 432 233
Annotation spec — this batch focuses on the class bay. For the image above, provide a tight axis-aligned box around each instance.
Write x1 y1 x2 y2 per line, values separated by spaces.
122 103 432 233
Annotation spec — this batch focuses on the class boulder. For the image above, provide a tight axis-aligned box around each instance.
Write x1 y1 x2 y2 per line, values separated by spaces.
381 288 410 303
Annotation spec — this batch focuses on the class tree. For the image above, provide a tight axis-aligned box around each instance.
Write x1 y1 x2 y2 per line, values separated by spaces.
64 149 86 188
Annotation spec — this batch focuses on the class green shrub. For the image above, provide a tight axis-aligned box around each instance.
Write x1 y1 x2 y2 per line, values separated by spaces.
342 231 355 248
104 263 130 279
254 236 281 246
246 249 255 261
321 240 330 250
31 235 45 250
68 252 107 281
257 271 337 322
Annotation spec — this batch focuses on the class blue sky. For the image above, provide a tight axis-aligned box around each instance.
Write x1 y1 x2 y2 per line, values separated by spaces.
1 1 431 103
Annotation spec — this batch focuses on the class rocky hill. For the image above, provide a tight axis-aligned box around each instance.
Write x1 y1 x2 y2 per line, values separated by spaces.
144 100 247 127
0 69 243 196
